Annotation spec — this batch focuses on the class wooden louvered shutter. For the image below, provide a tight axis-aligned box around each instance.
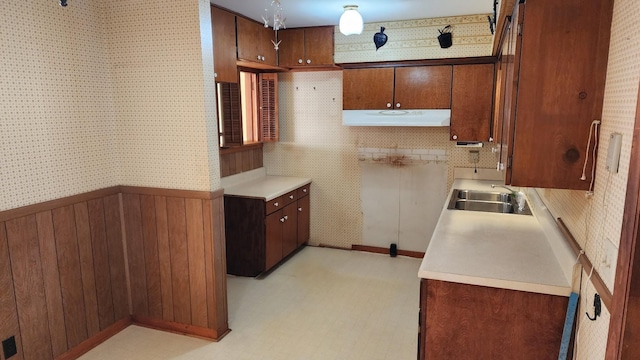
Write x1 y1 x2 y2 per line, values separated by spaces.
259 73 279 142
219 82 242 146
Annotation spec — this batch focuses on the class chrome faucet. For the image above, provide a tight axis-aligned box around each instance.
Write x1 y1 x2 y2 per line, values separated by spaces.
491 184 517 194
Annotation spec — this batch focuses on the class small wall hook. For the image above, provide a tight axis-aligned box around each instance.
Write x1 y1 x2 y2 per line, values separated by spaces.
60 0 68 6
586 294 601 321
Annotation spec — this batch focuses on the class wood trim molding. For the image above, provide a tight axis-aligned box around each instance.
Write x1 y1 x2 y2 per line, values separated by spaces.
606 78 640 359
351 244 425 259
556 218 612 309
0 187 120 223
55 317 132 360
132 315 230 341
492 0 518 56
338 56 497 69
120 186 224 200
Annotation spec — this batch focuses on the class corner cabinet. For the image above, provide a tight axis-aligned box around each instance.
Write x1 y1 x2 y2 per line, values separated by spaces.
450 64 495 142
343 66 452 110
224 183 310 277
494 0 614 189
278 26 334 68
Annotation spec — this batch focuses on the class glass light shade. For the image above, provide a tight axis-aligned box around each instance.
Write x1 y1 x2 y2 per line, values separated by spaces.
339 5 363 35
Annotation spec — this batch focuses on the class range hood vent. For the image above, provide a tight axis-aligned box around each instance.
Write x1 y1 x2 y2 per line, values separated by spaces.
342 109 451 127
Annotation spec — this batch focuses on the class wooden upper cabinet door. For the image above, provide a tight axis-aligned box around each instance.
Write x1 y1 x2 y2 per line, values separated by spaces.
394 66 452 109
236 17 261 62
304 26 334 66
277 29 305 67
509 0 613 189
343 68 395 110
450 64 495 142
211 7 237 83
260 25 277 66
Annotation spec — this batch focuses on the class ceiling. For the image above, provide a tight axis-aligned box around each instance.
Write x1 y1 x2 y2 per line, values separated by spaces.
209 0 496 28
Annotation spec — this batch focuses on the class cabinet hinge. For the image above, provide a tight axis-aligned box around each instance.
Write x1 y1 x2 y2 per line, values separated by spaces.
507 156 513 168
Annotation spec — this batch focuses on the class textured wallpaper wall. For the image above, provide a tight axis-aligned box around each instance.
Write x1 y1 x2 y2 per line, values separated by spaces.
0 1 219 212
105 0 219 191
0 2 119 211
334 14 493 63
537 0 640 358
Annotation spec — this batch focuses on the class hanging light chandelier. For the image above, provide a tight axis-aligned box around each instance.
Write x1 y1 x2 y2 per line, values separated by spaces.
339 5 364 36
262 0 286 50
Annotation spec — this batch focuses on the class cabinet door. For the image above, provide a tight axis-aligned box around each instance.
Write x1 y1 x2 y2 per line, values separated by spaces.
343 68 395 110
260 25 277 66
509 0 612 189
265 210 283 270
281 203 298 257
394 66 452 109
297 194 310 246
277 28 305 67
304 27 334 66
211 6 237 83
236 17 261 62
450 64 495 142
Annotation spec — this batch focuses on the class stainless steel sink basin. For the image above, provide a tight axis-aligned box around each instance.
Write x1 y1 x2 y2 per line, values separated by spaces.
456 189 512 203
447 189 532 215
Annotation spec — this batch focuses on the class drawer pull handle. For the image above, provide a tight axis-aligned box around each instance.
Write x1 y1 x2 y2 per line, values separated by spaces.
280 218 285 223
274 202 279 207
303 189 307 193
284 215 288 220
298 207 302 212
289 195 294 199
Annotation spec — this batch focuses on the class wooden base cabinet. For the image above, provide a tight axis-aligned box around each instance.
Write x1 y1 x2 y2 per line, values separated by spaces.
418 279 568 360
225 184 310 277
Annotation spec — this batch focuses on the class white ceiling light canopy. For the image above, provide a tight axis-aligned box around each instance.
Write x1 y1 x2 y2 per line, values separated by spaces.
339 5 364 36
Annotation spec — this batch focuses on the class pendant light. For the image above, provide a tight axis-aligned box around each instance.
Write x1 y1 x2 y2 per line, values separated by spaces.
339 5 363 35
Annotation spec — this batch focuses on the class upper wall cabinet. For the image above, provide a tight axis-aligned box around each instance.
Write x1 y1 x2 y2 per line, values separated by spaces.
210 6 237 83
278 27 334 68
343 66 452 110
450 64 495 142
495 0 613 190
236 17 277 67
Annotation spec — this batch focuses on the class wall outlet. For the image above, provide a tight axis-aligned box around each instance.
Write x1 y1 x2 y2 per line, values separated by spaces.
601 238 618 287
2 336 17 358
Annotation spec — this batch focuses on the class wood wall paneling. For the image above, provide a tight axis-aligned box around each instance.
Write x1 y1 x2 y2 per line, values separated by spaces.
154 196 174 322
74 203 101 338
185 199 208 328
102 194 129 321
86 199 116 331
52 205 89 349
139 195 163 319
6 216 54 360
208 197 229 334
0 222 26 360
35 211 68 357
122 194 149 318
220 144 264 178
166 197 192 324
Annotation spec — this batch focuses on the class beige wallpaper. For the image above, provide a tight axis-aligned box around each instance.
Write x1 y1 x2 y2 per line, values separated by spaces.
0 2 119 211
104 0 219 191
334 15 493 63
536 0 640 358
1 1 220 212
264 71 496 249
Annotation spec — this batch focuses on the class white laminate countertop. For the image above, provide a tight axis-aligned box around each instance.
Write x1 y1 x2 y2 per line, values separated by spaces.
222 168 311 201
418 179 571 297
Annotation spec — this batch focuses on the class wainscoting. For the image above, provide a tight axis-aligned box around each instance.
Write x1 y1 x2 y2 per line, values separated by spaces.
220 143 263 177
0 186 228 360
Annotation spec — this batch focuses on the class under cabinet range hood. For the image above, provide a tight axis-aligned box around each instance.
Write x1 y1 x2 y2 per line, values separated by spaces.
342 109 451 127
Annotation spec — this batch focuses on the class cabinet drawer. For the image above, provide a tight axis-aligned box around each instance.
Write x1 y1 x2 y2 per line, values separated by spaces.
283 190 297 206
265 196 283 215
297 184 310 198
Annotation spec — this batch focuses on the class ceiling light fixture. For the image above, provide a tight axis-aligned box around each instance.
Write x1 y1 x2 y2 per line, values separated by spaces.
262 0 286 50
339 5 363 36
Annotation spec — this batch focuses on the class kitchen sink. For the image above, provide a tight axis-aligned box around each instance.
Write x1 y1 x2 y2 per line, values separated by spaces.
447 189 532 215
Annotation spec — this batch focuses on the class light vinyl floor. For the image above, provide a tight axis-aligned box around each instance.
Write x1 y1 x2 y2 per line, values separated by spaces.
79 246 422 360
